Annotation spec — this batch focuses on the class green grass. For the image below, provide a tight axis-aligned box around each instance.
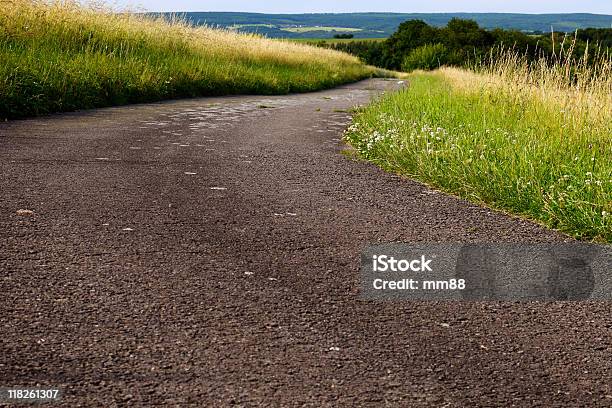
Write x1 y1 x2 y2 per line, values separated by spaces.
0 1 390 120
344 71 611 242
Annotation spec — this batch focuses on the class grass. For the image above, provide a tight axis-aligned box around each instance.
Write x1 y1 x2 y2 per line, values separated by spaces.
0 0 391 120
344 54 611 242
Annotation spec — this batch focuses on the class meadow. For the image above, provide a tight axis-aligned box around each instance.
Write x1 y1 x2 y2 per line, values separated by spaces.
0 1 387 119
345 53 612 242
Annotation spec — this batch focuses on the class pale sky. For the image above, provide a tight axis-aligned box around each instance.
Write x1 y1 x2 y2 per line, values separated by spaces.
111 0 612 14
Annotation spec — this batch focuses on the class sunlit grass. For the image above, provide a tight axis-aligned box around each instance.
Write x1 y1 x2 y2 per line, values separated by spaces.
0 0 389 119
345 54 611 242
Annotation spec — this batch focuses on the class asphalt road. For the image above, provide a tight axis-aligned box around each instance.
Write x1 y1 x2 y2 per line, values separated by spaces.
1 79 611 406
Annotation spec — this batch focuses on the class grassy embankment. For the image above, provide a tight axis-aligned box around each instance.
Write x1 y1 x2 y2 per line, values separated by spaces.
0 1 390 119
345 54 611 242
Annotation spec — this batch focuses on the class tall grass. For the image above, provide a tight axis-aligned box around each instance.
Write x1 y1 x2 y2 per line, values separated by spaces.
477 44 611 131
0 0 385 119
345 50 611 242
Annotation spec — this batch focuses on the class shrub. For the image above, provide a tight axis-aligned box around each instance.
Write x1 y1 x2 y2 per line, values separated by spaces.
401 43 448 71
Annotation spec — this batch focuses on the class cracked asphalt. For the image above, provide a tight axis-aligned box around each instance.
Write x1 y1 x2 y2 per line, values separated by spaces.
1 79 611 406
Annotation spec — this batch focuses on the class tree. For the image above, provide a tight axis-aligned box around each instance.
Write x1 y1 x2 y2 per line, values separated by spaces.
441 18 493 64
383 20 440 69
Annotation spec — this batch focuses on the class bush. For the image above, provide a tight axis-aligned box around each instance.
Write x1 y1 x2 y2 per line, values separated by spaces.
401 43 448 71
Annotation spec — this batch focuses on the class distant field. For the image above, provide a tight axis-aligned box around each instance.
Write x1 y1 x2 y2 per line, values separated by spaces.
0 1 394 120
290 38 386 44
283 26 362 33
227 24 275 29
160 12 612 39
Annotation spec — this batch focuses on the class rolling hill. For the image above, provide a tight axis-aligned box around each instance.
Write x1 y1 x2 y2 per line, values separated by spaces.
149 12 612 39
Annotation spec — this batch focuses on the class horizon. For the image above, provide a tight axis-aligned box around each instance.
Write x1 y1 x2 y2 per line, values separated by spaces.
144 11 612 16
112 0 612 14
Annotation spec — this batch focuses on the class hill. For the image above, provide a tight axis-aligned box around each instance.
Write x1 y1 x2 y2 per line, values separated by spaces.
152 12 612 39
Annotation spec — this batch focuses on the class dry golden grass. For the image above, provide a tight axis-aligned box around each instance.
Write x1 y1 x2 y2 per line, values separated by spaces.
2 0 363 66
440 50 612 131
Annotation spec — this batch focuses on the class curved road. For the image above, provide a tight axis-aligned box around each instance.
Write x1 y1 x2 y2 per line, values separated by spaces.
1 79 611 406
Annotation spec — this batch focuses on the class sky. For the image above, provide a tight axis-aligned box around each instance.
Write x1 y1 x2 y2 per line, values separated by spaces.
112 0 612 14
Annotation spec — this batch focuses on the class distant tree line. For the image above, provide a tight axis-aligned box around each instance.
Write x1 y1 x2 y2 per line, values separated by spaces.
316 19 612 71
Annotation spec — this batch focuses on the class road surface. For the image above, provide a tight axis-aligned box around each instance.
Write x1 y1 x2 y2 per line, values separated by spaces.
1 79 611 406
